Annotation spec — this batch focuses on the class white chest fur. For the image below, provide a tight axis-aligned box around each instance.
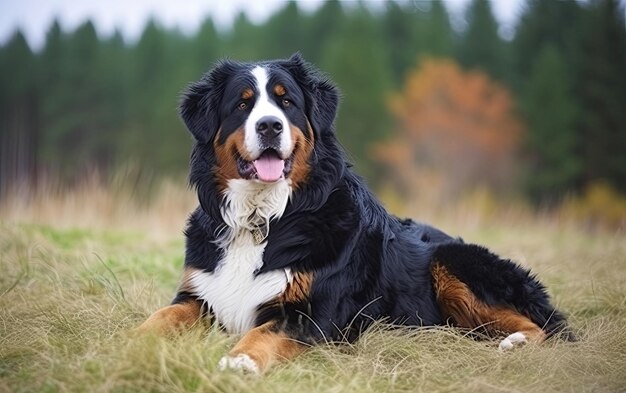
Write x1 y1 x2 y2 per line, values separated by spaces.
190 179 292 334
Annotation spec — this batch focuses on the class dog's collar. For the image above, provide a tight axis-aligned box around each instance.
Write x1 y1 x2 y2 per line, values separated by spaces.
251 222 269 245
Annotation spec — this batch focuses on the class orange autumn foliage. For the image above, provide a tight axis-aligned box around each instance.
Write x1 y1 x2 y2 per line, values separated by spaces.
374 58 524 199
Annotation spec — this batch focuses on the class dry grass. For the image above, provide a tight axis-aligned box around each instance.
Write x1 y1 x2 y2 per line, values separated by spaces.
1 179 625 392
0 174 196 239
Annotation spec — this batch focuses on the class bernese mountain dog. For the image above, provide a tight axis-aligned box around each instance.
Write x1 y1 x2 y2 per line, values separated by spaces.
138 54 574 374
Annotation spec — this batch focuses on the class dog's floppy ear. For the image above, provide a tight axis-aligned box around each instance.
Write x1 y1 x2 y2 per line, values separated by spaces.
282 53 340 135
179 61 234 144
179 78 214 144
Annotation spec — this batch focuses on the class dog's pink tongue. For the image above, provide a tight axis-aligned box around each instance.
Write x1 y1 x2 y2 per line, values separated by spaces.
253 154 285 182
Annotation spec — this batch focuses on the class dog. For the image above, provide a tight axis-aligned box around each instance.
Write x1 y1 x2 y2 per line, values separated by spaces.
138 54 574 374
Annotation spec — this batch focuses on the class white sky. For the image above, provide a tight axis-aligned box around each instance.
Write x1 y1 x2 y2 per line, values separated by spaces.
0 0 525 51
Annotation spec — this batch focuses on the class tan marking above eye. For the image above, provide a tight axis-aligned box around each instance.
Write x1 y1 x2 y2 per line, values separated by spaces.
274 84 286 96
241 88 254 100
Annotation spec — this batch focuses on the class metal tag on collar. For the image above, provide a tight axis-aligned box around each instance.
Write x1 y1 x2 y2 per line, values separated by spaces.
251 222 269 245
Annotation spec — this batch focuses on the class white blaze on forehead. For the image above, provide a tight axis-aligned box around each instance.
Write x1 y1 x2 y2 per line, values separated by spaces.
244 66 292 159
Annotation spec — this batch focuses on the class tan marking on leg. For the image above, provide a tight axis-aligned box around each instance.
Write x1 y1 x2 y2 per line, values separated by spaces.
137 300 202 335
486 307 547 343
431 263 483 327
431 262 546 343
223 322 306 373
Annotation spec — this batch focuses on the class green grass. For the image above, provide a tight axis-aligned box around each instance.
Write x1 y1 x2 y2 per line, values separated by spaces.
1 218 625 392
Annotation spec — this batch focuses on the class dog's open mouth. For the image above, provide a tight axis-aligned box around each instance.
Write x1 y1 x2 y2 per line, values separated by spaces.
237 149 294 182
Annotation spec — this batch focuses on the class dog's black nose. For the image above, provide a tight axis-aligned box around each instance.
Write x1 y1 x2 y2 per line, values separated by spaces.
256 116 283 138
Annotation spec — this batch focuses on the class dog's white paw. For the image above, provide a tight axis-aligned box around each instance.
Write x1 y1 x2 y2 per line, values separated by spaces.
218 353 260 374
498 332 528 351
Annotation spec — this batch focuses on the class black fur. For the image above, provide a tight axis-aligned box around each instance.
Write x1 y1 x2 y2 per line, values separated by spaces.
174 54 574 345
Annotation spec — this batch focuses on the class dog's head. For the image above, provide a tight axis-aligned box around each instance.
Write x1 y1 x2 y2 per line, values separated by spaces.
181 53 339 191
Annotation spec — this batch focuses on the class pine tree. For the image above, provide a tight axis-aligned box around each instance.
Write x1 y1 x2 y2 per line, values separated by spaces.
512 0 584 92
67 21 110 169
458 0 505 80
127 20 193 174
0 31 38 194
97 31 130 167
227 12 265 61
577 0 626 192
193 17 222 76
261 1 304 59
413 1 455 58
321 5 393 183
38 21 104 178
39 20 69 173
305 0 344 64
522 44 580 201
382 1 419 86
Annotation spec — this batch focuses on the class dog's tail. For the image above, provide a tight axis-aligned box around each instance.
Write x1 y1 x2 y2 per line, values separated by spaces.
433 243 576 341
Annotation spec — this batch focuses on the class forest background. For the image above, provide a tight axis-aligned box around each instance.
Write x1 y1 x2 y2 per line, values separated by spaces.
1 0 625 224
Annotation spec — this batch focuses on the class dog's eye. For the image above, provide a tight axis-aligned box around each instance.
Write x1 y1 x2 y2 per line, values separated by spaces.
282 99 291 108
238 102 247 111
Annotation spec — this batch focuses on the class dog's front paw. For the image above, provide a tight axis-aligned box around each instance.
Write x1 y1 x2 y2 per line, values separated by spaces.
498 332 528 351
218 353 260 374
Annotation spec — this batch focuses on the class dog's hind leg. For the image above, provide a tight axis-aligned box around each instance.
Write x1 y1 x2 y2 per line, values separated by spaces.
431 243 576 347
431 261 548 349
431 261 546 350
432 243 575 342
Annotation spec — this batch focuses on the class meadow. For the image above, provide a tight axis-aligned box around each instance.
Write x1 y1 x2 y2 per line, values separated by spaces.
1 179 625 392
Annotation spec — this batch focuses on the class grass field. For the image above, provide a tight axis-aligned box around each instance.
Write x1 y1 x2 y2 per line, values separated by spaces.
1 182 625 392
